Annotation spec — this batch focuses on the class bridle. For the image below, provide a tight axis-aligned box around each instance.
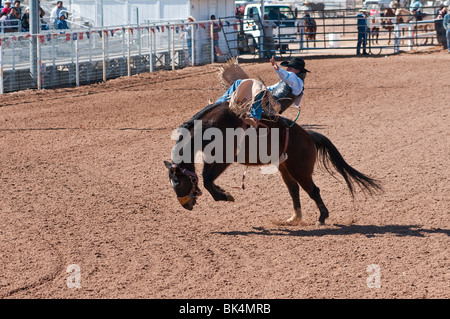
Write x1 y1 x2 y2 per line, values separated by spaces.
171 164 202 205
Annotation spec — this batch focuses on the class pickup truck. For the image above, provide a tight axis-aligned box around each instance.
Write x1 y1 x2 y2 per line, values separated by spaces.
236 2 298 54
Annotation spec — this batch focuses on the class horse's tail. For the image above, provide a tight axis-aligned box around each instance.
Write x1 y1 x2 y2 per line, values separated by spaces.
307 130 382 196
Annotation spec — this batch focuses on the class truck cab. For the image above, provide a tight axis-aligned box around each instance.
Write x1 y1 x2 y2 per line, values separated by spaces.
237 2 297 53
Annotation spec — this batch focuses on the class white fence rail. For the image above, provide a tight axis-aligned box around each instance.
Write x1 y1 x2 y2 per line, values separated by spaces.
0 19 226 94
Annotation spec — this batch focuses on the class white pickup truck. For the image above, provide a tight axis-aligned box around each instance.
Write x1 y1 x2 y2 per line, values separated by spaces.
236 2 298 54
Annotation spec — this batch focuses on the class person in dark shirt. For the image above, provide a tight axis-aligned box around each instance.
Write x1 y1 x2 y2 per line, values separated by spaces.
356 8 369 56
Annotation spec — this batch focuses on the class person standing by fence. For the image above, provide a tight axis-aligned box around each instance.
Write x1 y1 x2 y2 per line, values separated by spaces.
181 16 196 62
356 8 369 56
443 5 450 53
210 14 222 62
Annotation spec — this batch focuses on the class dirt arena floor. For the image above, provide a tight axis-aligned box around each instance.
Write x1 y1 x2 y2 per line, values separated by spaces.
1 48 449 299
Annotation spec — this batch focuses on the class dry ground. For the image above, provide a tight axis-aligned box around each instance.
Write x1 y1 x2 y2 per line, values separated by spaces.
0 48 449 299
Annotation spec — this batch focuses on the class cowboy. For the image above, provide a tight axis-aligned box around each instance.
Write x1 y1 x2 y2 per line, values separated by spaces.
216 56 309 127
410 0 423 20
356 8 369 56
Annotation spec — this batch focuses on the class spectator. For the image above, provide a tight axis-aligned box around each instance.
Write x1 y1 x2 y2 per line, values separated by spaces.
21 6 29 31
40 6 48 30
0 11 7 32
56 12 69 29
262 14 276 57
181 15 196 61
1 6 18 32
299 1 312 14
444 5 450 53
409 0 423 21
437 5 447 19
356 8 369 56
13 0 20 16
210 15 221 62
1 0 12 16
51 1 68 29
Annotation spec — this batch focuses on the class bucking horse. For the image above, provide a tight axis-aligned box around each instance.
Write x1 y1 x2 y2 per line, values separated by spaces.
164 60 382 225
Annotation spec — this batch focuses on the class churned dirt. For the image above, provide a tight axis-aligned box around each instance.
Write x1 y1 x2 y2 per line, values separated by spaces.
0 48 449 299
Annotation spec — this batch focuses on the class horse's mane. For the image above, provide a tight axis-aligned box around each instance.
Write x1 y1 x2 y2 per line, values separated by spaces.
179 102 227 131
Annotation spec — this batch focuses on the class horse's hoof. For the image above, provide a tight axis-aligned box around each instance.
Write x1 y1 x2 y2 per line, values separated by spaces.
225 193 235 202
316 220 326 226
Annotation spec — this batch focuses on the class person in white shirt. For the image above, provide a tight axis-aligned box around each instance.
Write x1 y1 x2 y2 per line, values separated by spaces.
262 14 277 57
215 56 308 126
50 1 68 29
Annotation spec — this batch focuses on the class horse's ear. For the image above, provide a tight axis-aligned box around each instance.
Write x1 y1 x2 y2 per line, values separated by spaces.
163 161 172 169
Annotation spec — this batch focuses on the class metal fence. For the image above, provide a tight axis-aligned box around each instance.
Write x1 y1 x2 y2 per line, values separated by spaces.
223 6 444 59
0 7 445 94
0 19 221 94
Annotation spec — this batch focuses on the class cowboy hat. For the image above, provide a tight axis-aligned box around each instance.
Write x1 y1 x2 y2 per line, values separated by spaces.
359 8 368 12
280 57 310 72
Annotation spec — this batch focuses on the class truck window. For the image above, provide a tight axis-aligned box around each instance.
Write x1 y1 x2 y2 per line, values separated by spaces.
248 7 256 18
265 6 295 20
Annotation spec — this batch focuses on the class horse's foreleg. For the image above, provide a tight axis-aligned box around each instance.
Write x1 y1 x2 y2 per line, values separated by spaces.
279 164 301 223
202 162 234 201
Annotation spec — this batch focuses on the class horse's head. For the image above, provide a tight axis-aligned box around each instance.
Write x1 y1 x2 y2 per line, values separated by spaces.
164 161 202 210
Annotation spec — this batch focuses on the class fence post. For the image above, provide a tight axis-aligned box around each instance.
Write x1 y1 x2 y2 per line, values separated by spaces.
171 26 175 70
102 31 107 82
10 36 16 92
37 35 41 90
210 22 214 63
0 40 3 94
75 36 80 87
149 27 154 72
51 34 56 88
127 28 132 76
87 30 92 83
191 23 195 66
408 25 413 51
137 27 142 73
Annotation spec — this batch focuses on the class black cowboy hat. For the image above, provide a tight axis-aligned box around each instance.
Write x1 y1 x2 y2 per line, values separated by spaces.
280 57 310 72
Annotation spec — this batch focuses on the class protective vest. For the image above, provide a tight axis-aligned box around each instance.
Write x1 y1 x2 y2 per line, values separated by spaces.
271 80 303 114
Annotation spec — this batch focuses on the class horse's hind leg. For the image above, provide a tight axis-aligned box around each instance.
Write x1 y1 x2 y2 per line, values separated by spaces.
279 165 301 223
300 177 329 224
283 164 329 224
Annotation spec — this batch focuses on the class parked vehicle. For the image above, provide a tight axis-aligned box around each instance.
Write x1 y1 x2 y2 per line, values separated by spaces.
363 0 392 9
235 1 297 54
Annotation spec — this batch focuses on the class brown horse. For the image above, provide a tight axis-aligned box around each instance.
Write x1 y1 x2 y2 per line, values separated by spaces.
164 102 381 225
395 8 433 45
382 8 396 44
303 15 317 47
